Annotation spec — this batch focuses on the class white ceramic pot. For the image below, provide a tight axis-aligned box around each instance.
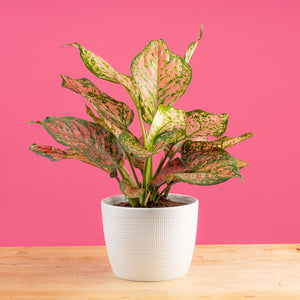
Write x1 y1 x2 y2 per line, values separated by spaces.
101 194 198 281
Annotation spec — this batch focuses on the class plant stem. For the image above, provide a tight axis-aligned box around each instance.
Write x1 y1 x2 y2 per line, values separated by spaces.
125 153 140 187
163 184 172 199
118 164 137 188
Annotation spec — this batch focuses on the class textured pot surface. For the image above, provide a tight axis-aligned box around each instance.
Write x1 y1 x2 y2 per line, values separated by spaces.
101 194 198 281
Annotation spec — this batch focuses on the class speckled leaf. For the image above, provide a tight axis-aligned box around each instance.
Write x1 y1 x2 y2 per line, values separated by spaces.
184 25 203 64
29 144 112 173
32 117 123 168
186 109 228 138
174 147 241 185
65 43 140 105
120 179 143 199
61 75 134 127
152 129 186 153
85 105 123 138
118 131 153 159
151 158 190 187
131 40 192 123
209 132 255 149
181 133 254 157
146 105 186 150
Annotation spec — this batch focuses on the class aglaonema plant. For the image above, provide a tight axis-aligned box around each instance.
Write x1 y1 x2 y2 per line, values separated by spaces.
29 26 254 207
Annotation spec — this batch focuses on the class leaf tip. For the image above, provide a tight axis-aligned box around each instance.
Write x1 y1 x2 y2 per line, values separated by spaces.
61 42 79 49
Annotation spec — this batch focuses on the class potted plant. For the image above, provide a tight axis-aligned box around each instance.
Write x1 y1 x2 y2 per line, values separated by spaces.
29 26 254 281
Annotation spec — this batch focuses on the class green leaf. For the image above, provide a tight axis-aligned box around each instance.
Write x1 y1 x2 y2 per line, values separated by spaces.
120 179 143 199
29 144 112 173
64 43 140 106
146 105 186 150
131 40 192 123
118 131 153 159
151 158 190 187
184 25 203 64
61 75 134 128
185 109 228 138
32 117 123 168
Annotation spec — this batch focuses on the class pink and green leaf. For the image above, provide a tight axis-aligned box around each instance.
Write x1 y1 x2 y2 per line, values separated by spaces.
31 117 123 168
29 144 112 173
118 131 153 159
210 132 255 149
120 179 143 199
131 40 192 123
185 109 228 138
184 25 203 64
64 43 140 106
151 158 190 187
61 75 134 128
146 105 186 149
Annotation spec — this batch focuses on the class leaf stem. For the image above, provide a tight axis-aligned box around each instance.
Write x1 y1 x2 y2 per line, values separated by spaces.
118 164 137 188
125 153 140 187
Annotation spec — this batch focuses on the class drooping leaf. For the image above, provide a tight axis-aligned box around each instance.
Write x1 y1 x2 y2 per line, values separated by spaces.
131 40 192 123
29 144 112 173
210 132 255 149
181 133 254 157
146 105 186 149
120 179 143 199
169 146 242 185
118 131 153 159
61 75 134 128
151 158 190 187
185 109 228 138
184 25 203 64
64 43 140 105
32 117 123 168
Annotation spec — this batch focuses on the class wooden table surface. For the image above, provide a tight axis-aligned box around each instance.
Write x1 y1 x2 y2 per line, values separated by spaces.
0 244 300 299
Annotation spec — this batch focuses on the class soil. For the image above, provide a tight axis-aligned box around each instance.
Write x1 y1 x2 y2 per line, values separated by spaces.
114 198 188 208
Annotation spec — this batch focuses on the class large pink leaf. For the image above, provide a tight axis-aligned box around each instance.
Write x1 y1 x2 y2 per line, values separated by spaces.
185 109 228 138
64 43 140 106
151 158 190 187
61 75 134 128
32 117 123 168
131 39 192 123
29 144 112 173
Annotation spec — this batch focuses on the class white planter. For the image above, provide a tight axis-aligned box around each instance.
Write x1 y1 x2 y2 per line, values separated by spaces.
101 194 198 281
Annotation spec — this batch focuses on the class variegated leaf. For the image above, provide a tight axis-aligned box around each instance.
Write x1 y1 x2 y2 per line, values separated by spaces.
186 109 228 138
85 105 123 138
61 75 134 128
165 136 209 155
181 133 254 157
146 105 186 149
118 131 153 159
120 179 143 199
151 158 190 187
65 43 140 105
184 25 203 64
29 144 112 173
210 132 255 149
32 117 123 168
174 146 242 185
170 166 241 186
131 40 192 123
152 129 185 153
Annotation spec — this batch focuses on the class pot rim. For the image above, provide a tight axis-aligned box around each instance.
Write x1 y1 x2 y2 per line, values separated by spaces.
101 193 198 210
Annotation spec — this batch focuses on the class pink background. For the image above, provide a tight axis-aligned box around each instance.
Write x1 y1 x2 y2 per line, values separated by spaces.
1 0 299 246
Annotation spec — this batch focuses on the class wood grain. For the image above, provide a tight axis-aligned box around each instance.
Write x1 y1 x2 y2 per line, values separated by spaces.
0 244 300 299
